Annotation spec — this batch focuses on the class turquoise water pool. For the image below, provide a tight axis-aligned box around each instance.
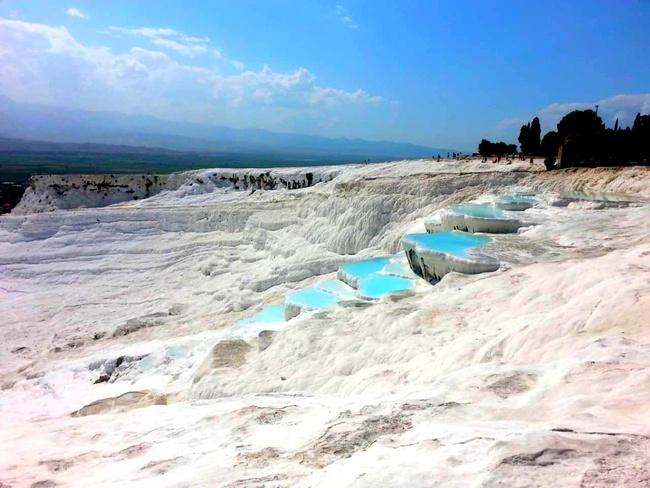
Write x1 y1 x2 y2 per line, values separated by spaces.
357 274 415 299
403 231 493 257
339 257 392 280
237 305 287 327
381 260 415 278
450 204 508 220
499 195 538 204
316 279 357 299
286 288 342 310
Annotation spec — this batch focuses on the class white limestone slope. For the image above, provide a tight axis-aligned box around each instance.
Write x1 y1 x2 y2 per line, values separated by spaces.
1 159 649 487
12 166 348 215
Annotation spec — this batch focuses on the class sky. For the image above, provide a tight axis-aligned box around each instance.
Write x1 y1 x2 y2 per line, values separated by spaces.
0 0 649 151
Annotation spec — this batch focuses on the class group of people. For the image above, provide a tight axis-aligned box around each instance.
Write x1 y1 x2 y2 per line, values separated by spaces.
433 152 463 162
480 153 535 164
430 151 534 164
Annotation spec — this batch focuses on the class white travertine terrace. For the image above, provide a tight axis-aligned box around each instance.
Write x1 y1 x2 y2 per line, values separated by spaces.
495 194 539 211
440 205 526 233
402 232 500 283
1 159 650 487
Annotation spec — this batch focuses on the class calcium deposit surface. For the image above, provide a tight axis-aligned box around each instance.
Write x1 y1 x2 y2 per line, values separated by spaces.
1 159 649 487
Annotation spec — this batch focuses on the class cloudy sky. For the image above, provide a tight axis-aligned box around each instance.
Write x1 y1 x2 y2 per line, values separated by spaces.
0 0 649 151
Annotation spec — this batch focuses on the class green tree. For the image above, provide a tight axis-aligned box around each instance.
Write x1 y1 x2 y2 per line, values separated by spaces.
632 112 650 133
632 113 650 162
518 117 542 154
557 109 605 140
518 123 530 153
541 131 561 157
478 139 516 157
529 117 541 154
478 139 492 156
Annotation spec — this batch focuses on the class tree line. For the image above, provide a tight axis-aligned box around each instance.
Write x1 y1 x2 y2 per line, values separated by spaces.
477 109 650 169
477 140 517 157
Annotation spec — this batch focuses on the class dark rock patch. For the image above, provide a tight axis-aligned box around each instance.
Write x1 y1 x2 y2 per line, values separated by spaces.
93 374 110 384
236 447 282 468
38 459 74 473
297 414 413 467
88 354 148 383
484 372 536 399
255 409 286 425
113 312 171 337
258 330 277 352
500 448 578 467
111 443 150 461
141 456 187 475
205 339 251 369
581 452 650 487
224 474 289 488
30 482 57 488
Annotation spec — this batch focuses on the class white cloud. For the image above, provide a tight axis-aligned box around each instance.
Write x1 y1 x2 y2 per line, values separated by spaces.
335 5 358 29
105 25 242 64
180 34 210 43
539 94 650 129
213 48 244 70
66 8 88 19
497 117 528 131
0 18 382 128
308 86 381 106
151 38 208 57
497 94 650 137
107 26 179 38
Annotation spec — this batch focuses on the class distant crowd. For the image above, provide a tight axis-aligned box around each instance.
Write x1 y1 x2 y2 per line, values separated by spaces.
429 151 534 165
432 152 465 162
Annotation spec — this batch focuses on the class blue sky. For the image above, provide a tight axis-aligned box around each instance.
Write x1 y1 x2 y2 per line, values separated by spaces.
1 0 649 151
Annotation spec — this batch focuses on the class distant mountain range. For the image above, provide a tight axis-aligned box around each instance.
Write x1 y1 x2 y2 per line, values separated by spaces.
0 96 453 161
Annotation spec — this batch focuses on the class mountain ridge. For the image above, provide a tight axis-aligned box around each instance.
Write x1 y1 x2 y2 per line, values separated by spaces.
0 96 455 159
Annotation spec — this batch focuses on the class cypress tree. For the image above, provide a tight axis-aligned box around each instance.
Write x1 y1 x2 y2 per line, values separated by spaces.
518 123 530 154
529 117 541 154
518 118 541 155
